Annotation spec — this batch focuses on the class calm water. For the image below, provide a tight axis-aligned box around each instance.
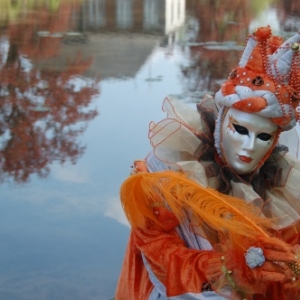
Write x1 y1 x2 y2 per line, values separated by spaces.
0 1 299 299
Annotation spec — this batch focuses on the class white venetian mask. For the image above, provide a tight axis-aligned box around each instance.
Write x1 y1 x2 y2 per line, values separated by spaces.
220 108 278 174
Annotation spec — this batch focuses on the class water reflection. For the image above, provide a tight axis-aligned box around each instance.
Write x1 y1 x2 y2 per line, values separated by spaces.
0 1 98 183
80 0 185 34
0 0 300 299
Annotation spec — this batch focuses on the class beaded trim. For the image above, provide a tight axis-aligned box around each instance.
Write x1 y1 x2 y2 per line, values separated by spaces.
287 261 300 282
221 256 246 300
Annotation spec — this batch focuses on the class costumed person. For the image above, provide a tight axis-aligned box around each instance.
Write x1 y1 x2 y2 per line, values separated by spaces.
115 26 300 299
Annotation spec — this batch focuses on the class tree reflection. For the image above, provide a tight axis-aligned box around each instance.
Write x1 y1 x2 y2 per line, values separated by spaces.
183 0 300 98
0 2 98 182
189 0 252 42
277 0 300 32
183 0 263 98
281 0 300 15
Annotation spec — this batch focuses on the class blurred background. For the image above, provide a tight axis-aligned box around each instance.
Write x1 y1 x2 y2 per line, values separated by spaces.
0 0 299 299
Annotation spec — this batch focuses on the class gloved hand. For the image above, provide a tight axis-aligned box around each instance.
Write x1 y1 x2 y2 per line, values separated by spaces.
205 235 297 299
253 236 296 281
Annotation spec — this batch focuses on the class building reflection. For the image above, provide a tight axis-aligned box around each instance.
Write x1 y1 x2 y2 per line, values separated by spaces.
56 0 186 81
80 0 185 34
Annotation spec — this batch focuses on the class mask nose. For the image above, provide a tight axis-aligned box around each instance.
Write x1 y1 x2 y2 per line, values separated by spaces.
242 134 256 152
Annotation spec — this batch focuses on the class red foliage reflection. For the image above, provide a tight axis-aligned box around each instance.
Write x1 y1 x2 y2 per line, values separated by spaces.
183 0 300 97
0 3 98 182
183 0 255 97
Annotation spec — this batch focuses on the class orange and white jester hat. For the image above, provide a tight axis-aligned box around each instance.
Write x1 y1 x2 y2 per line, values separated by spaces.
215 26 300 131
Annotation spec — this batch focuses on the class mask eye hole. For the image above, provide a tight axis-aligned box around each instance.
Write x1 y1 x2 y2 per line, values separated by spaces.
232 123 248 135
257 133 272 141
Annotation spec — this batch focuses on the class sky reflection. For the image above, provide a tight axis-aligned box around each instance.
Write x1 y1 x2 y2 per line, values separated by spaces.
0 46 186 299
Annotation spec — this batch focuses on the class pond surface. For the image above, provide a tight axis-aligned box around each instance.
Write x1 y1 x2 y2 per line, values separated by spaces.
0 0 299 299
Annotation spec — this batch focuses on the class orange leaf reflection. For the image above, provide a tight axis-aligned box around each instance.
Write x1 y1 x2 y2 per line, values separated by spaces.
0 2 99 182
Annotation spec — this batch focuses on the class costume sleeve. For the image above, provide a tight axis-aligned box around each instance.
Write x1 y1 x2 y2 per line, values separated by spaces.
132 207 223 298
132 207 299 299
